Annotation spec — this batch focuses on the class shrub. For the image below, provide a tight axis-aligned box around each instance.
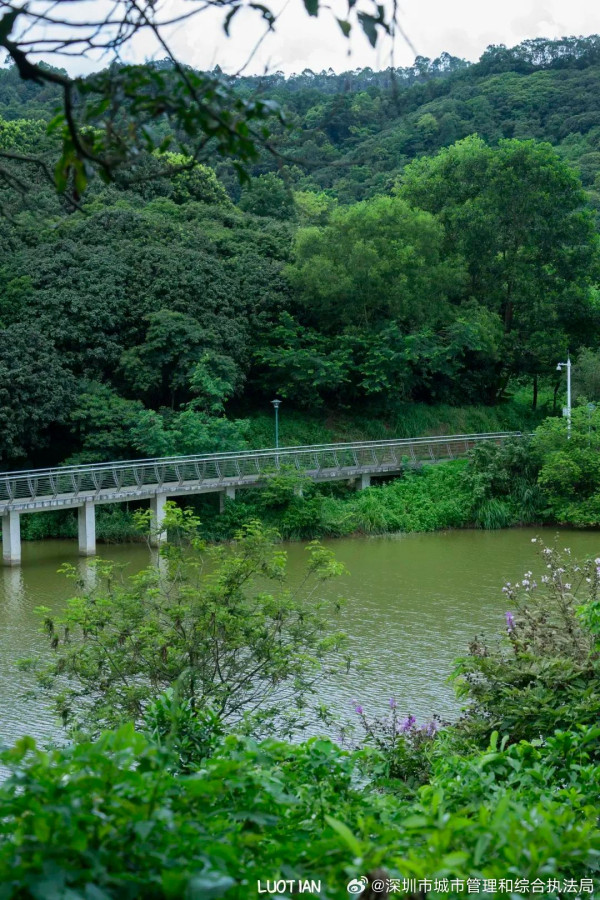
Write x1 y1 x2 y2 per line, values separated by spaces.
0 724 598 898
466 437 544 527
350 697 442 786
33 504 350 739
453 540 600 745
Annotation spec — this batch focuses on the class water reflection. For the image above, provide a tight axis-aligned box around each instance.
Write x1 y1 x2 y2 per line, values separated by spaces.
3 567 24 609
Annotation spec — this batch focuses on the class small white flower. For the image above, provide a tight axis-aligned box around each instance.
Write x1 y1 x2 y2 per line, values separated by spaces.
531 538 537 543
565 584 572 590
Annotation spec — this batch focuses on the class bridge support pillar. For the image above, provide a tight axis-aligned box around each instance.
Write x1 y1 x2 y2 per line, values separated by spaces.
358 474 371 490
2 510 21 566
219 486 236 513
78 501 96 556
150 493 168 547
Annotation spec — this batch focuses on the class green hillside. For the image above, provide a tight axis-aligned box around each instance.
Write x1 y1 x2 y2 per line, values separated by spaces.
0 35 600 470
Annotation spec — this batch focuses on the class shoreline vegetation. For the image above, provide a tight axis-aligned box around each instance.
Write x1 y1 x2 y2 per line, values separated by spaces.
11 397 600 546
3 518 600 896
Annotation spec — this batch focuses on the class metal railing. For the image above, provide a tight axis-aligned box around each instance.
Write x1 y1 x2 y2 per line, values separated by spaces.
0 432 522 510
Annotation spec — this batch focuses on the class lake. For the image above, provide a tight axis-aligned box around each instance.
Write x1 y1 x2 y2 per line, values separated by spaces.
2 527 599 746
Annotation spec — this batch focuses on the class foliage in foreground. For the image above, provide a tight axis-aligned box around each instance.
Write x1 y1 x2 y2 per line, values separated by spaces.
33 505 348 739
0 721 598 898
454 541 600 745
5 538 599 897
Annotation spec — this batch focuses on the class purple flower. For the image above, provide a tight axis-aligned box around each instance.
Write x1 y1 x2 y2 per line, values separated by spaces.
389 697 397 710
354 704 363 715
421 721 439 737
400 715 416 733
505 611 515 633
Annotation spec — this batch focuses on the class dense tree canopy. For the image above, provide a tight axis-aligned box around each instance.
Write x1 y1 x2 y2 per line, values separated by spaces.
399 137 599 397
1 35 600 463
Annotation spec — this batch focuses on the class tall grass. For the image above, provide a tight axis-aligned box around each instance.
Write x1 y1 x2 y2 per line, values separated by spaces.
242 400 546 450
474 498 513 530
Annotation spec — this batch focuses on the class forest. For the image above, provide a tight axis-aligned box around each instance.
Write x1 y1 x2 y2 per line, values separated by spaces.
1 34 600 474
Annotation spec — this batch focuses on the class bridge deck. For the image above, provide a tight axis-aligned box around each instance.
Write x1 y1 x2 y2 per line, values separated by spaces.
0 431 522 564
0 432 519 513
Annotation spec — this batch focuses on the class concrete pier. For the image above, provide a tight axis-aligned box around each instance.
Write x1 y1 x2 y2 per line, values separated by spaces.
78 501 96 556
2 510 21 566
219 486 236 513
359 474 371 490
150 493 168 546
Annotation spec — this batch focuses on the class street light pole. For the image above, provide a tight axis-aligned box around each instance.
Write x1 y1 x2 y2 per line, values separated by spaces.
556 355 572 439
271 399 282 450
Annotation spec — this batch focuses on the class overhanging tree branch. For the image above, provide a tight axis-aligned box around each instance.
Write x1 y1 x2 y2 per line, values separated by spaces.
0 0 396 203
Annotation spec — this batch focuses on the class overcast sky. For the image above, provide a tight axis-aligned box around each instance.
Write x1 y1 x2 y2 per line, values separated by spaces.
24 0 600 76
178 0 600 75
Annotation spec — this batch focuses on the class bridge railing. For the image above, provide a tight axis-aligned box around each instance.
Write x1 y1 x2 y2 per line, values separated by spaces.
0 432 523 505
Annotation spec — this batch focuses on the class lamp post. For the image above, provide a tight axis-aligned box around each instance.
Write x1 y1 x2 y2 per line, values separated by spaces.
271 399 282 450
556 355 572 439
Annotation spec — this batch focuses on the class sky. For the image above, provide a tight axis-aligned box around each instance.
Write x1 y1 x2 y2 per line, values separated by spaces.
19 0 600 76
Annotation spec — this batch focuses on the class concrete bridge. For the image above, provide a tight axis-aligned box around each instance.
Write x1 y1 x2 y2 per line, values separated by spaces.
0 431 521 564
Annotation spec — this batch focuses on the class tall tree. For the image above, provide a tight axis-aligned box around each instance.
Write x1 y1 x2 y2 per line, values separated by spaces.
288 194 465 331
399 136 600 401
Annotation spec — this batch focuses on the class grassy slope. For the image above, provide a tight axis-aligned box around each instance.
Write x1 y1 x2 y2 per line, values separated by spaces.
18 395 550 543
243 393 547 449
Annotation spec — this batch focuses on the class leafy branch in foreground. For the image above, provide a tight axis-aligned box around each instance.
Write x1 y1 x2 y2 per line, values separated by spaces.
0 0 396 201
33 503 349 738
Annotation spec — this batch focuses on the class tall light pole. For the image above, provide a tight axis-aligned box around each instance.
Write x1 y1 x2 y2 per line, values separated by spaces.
556 355 572 439
271 399 282 449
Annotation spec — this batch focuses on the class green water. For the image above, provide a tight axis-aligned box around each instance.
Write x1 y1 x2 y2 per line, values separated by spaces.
2 527 600 745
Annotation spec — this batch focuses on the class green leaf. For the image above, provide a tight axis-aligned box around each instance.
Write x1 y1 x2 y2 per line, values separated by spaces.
186 873 236 899
303 0 319 16
324 815 362 855
357 12 378 47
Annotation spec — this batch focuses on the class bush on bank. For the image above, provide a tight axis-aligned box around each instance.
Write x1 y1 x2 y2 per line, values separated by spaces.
2 535 600 897
197 461 475 541
0 723 598 899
